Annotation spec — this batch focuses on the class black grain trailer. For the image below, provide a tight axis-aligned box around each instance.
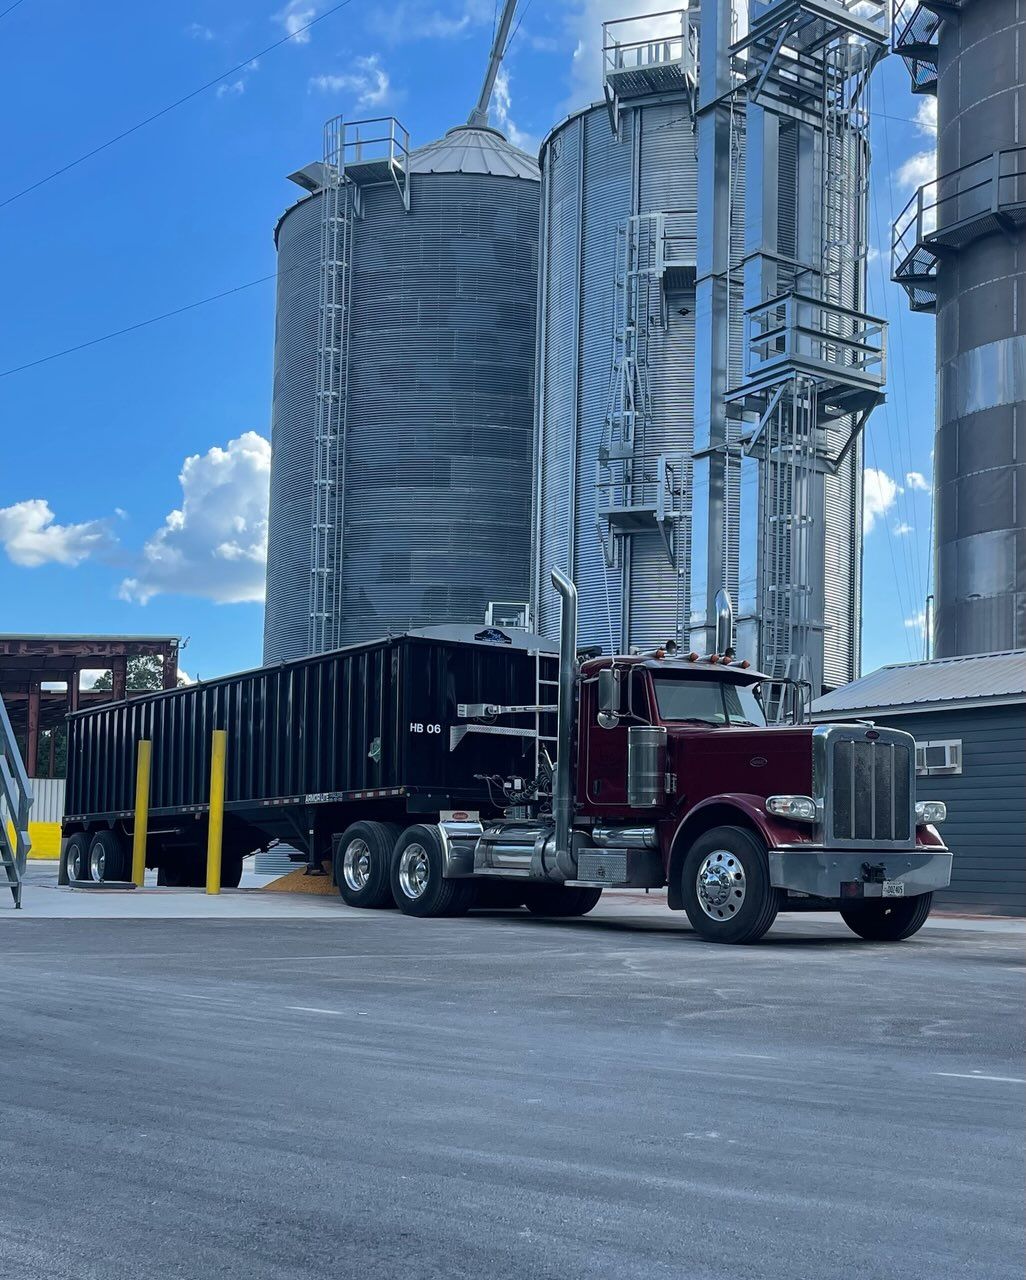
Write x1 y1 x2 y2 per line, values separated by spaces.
62 625 557 890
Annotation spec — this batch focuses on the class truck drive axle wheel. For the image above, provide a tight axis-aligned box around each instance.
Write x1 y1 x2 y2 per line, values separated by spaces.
840 893 933 942
333 821 401 908
680 825 781 944
390 825 477 918
522 885 602 917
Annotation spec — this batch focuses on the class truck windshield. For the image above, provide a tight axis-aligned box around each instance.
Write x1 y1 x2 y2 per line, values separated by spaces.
652 676 767 727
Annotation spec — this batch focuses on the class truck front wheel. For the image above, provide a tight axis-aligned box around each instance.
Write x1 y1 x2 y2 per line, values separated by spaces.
680 826 781 944
390 825 476 918
840 893 933 941
522 885 602 917
334 821 401 908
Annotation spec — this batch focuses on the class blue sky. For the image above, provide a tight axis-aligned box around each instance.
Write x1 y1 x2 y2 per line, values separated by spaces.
0 0 937 681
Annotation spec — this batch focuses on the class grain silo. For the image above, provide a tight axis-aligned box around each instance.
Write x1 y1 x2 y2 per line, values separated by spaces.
263 5 539 662
532 2 888 701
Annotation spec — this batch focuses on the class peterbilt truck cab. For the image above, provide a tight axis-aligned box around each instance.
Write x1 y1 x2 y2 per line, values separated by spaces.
380 568 953 943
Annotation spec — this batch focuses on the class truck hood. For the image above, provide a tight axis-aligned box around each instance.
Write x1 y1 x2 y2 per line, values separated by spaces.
665 724 814 800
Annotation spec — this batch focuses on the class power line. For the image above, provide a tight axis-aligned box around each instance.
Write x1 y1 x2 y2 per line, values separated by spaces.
0 0 28 20
0 0 356 210
0 271 279 378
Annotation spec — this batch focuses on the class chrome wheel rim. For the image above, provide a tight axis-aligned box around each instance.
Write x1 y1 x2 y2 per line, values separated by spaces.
68 845 83 881
696 850 746 921
89 845 105 882
398 844 430 900
342 839 372 892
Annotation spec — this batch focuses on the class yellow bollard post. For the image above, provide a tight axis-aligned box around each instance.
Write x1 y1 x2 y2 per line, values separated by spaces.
131 740 152 887
206 729 227 895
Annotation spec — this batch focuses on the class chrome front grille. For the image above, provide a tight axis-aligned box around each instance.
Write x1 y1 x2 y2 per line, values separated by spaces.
815 726 915 848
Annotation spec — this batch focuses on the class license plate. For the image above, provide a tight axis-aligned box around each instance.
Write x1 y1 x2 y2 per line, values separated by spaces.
882 880 905 898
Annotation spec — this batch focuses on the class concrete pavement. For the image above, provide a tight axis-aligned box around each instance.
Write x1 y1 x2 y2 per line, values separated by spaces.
0 880 1022 1279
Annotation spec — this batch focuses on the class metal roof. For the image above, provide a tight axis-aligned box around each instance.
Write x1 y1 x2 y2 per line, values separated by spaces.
812 650 1026 716
409 126 538 180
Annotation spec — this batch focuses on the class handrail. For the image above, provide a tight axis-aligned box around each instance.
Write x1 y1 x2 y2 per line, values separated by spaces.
0 691 33 879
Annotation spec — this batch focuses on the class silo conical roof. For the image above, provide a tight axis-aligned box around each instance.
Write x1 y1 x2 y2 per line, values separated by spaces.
409 125 538 180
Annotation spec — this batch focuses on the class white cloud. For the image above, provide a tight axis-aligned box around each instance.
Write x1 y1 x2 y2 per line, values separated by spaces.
906 470 931 492
863 467 903 533
119 432 270 606
186 22 215 40
898 149 935 190
369 1 491 42
0 499 116 568
216 79 246 98
310 55 390 109
492 67 538 153
904 610 927 633
275 0 317 43
915 97 937 138
893 522 914 536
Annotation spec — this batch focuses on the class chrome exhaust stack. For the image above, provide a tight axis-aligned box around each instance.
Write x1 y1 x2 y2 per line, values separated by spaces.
714 587 734 655
550 567 579 881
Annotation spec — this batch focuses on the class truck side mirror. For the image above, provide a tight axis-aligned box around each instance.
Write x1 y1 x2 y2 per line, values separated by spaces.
597 668 619 729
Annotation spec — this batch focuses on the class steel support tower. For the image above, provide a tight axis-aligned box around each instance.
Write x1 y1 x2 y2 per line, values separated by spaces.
691 0 888 708
891 0 1026 657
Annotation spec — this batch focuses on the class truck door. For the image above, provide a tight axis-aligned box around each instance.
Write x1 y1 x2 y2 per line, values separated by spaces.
583 668 652 809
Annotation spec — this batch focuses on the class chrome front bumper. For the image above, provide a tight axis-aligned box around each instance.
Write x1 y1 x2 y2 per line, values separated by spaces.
768 848 952 899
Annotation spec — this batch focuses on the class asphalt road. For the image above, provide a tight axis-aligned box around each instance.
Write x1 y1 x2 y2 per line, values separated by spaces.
1 907 1023 1280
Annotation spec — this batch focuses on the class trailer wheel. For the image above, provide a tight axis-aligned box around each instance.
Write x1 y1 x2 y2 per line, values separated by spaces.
88 830 129 883
334 821 401 908
522 885 602 917
840 892 933 941
65 832 90 882
680 826 781 944
390 825 476 918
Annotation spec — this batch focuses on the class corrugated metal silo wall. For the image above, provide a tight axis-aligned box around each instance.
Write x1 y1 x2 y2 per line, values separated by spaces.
535 102 699 652
264 192 322 663
341 171 537 644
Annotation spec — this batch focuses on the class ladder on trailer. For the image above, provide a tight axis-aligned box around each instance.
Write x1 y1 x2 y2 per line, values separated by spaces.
0 693 31 908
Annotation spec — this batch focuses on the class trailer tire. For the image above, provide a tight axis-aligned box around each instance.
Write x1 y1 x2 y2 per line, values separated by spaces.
88 829 129 883
334 821 401 909
680 825 781 944
522 885 602 917
840 892 933 941
390 825 476 918
65 832 90 882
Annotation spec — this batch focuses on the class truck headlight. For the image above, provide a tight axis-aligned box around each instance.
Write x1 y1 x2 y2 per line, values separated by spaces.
915 800 947 825
766 795 817 822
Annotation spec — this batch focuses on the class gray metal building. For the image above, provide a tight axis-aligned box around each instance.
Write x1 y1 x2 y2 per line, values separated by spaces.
892 0 1026 658
532 3 887 701
263 121 539 663
813 650 1026 915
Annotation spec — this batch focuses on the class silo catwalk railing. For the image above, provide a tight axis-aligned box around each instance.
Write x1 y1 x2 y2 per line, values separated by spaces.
308 117 411 655
602 7 699 133
725 0 888 708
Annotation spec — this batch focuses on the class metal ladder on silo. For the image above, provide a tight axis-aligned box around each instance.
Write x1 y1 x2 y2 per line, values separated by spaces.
309 117 355 655
0 693 31 908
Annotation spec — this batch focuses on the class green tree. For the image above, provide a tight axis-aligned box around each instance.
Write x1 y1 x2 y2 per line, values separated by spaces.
91 655 181 692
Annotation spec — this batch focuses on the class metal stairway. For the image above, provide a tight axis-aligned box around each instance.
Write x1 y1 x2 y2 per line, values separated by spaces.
597 213 685 569
0 693 31 908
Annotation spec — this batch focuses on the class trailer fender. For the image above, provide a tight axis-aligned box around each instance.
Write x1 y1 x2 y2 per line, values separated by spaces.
665 795 814 910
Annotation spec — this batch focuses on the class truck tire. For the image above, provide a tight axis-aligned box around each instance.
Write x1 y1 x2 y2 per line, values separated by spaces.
390 825 477 918
65 832 90 882
88 830 129 883
680 825 781 944
840 892 933 941
522 885 603 917
334 821 401 908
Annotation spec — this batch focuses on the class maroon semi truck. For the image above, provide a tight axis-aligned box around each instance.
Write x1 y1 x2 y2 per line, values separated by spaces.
336 569 952 944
